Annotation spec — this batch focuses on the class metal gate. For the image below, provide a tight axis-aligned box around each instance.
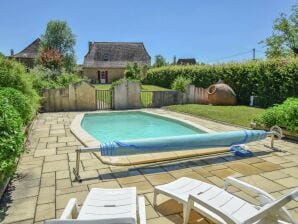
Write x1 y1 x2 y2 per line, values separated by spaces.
96 90 113 110
141 91 153 108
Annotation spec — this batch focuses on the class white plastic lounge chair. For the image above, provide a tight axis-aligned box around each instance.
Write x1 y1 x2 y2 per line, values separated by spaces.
45 187 146 224
153 177 297 224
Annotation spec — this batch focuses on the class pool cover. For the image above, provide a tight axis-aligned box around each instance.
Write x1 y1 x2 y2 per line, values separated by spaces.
100 130 268 156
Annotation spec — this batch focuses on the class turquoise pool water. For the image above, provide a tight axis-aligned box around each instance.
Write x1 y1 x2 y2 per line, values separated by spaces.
81 111 205 142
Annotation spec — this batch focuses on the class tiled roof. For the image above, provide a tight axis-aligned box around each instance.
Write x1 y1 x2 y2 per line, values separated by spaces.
83 42 151 68
12 38 40 59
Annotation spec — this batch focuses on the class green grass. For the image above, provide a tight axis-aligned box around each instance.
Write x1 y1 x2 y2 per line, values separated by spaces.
163 104 265 127
141 85 169 91
94 84 112 90
94 84 169 91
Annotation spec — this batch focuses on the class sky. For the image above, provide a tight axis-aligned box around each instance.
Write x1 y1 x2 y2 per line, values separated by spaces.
0 0 296 64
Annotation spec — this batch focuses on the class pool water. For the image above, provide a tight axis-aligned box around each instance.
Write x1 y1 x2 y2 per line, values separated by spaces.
81 111 205 142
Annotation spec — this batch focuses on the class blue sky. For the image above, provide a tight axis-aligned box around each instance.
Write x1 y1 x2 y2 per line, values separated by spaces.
0 0 295 64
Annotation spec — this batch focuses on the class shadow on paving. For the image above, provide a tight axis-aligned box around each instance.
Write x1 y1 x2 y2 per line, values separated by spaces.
0 173 24 223
78 150 272 182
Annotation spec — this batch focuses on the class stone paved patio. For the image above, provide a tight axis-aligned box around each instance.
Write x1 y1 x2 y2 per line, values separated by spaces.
0 109 297 224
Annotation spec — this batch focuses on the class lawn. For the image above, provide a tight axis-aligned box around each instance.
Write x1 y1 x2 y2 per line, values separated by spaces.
94 84 169 91
94 84 112 90
94 84 170 107
163 104 265 127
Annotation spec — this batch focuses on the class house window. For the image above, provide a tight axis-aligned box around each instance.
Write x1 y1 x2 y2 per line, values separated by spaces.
103 54 109 61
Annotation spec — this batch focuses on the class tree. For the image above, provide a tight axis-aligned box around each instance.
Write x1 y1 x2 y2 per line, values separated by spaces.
40 48 63 70
263 4 298 58
153 54 167 67
39 20 76 72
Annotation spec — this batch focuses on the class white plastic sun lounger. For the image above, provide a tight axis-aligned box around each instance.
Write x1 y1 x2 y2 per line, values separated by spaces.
153 177 297 224
45 187 146 224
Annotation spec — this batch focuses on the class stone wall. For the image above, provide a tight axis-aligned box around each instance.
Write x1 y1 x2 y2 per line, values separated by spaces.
113 79 141 109
186 85 209 104
151 91 184 107
149 85 209 108
42 81 96 112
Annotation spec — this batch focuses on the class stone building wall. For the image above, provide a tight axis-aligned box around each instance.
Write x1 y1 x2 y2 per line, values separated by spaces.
82 67 125 83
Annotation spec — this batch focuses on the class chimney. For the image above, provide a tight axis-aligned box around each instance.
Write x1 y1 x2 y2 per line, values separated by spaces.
10 49 14 56
88 42 92 52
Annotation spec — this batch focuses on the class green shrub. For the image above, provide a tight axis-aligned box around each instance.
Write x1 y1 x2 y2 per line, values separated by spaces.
171 76 192 92
29 66 83 93
56 71 82 87
0 98 24 186
144 58 298 107
0 55 32 94
0 88 33 124
254 98 298 132
0 55 40 113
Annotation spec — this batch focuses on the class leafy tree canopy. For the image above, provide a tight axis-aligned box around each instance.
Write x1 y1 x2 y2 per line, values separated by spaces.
39 20 76 72
153 54 167 67
263 4 298 58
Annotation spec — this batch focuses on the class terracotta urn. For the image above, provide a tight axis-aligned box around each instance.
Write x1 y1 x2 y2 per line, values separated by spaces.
207 83 237 105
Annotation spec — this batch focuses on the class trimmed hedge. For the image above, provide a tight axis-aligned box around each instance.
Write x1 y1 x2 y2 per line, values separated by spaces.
144 58 298 107
0 98 24 187
0 88 32 124
254 98 298 132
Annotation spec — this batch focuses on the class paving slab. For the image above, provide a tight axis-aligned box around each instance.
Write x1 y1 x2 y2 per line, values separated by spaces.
43 160 69 173
38 186 55 204
35 203 55 222
2 197 37 223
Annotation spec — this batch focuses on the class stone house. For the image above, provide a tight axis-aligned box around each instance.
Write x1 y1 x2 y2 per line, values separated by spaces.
10 38 40 68
83 42 151 83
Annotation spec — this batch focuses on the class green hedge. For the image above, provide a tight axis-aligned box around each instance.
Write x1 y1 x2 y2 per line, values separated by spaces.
0 88 32 124
144 58 298 107
254 98 298 132
0 98 24 187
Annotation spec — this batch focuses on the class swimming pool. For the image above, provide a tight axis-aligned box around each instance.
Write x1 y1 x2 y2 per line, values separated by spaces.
81 111 206 142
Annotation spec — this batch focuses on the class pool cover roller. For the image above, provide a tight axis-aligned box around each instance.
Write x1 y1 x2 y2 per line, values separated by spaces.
100 130 268 156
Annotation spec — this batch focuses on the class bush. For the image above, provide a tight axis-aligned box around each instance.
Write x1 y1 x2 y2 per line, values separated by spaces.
0 55 40 113
0 98 24 186
0 56 34 94
0 88 32 124
171 76 192 92
254 98 298 132
56 71 82 87
29 66 82 93
144 58 298 107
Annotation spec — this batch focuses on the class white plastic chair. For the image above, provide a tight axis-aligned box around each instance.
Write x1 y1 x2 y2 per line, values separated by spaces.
153 177 297 224
45 187 146 224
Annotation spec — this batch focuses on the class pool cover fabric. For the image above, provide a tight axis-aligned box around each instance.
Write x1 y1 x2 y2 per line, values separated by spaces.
100 130 268 156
